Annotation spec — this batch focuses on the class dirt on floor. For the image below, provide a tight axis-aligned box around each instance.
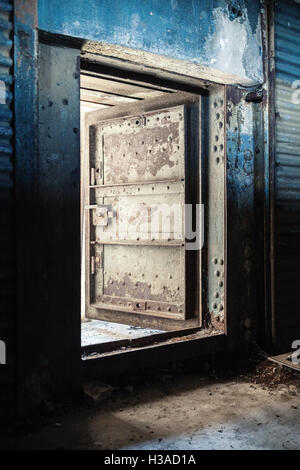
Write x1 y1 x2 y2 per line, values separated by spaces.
241 360 300 389
0 353 299 450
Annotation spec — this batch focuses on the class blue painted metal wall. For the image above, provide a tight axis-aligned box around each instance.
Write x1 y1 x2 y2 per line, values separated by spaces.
225 86 265 349
0 0 14 418
38 0 264 85
274 0 300 350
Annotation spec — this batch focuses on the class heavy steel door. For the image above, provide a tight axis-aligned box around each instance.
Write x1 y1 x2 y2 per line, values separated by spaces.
84 93 200 326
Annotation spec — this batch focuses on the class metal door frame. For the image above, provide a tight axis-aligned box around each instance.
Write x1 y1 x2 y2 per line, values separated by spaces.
80 57 227 340
14 22 228 408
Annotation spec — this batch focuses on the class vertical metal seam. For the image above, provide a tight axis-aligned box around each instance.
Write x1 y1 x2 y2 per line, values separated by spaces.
268 0 277 348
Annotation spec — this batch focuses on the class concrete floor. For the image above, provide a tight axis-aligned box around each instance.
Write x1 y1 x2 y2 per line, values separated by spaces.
2 368 299 450
81 319 163 346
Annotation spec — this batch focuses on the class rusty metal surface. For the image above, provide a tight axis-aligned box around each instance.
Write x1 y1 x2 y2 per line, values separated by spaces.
14 0 37 26
87 105 189 320
95 107 185 184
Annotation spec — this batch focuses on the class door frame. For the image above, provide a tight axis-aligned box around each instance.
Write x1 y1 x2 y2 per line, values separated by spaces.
15 26 228 410
80 57 227 339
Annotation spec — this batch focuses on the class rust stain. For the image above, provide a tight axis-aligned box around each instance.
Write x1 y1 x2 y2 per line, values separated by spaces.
103 273 181 304
128 208 148 226
103 122 179 184
15 0 38 27
210 314 225 331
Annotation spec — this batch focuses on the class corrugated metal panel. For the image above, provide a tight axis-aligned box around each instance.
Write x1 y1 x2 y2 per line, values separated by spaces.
0 0 14 417
274 0 300 349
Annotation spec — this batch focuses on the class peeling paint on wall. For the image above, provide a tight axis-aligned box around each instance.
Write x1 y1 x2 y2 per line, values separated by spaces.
204 6 263 84
38 0 264 85
225 86 264 347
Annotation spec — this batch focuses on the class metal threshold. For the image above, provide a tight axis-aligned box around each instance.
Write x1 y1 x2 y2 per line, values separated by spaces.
82 330 225 379
82 326 223 359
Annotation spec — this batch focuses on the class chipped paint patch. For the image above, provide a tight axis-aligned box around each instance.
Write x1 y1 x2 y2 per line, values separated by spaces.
39 0 263 86
15 0 37 27
204 7 263 84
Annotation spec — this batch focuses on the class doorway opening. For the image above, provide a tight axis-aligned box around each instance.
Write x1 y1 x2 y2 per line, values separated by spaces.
80 61 205 352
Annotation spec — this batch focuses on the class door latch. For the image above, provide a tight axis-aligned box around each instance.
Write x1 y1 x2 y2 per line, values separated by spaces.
85 204 114 226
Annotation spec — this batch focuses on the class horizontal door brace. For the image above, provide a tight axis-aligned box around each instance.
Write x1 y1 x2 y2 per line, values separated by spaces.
89 178 181 189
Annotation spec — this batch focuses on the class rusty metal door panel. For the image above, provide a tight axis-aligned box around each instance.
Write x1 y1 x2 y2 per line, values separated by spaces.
85 95 200 324
96 245 185 319
96 190 185 242
94 107 185 185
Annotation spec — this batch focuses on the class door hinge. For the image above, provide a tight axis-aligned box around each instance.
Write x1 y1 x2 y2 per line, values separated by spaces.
90 167 95 186
91 255 95 275
91 253 103 275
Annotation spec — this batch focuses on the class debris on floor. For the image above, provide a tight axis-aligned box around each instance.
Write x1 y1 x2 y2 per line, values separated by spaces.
83 382 115 405
240 360 300 390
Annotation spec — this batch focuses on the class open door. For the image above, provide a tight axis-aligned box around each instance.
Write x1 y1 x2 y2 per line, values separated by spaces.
83 93 200 328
